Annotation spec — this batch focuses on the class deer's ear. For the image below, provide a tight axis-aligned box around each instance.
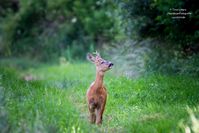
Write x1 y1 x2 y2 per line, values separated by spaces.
95 51 101 58
87 53 95 63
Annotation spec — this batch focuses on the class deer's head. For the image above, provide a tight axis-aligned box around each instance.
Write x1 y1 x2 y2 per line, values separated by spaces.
87 52 113 73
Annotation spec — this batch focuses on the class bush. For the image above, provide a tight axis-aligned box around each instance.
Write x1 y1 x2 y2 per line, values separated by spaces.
104 39 199 77
116 0 199 46
0 0 123 60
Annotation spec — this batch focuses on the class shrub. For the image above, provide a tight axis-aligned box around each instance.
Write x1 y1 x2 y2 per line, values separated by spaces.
0 0 123 60
104 39 199 77
116 0 199 46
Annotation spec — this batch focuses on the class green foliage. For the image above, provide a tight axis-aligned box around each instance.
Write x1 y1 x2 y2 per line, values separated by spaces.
104 39 199 77
0 0 123 60
118 0 199 46
1 0 47 57
146 46 199 76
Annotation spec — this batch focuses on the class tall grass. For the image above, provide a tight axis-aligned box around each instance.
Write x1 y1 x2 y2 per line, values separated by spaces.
0 67 95 133
0 60 199 132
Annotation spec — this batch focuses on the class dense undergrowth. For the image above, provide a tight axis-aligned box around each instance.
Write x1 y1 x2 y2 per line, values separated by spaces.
0 59 199 132
104 39 199 78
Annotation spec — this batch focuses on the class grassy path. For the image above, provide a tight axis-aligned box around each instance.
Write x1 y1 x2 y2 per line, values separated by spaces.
1 62 199 132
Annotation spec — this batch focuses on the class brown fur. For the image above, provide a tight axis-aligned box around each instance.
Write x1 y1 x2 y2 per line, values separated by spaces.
86 52 113 125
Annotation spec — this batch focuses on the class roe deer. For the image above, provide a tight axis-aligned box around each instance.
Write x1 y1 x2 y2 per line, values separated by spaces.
86 52 113 125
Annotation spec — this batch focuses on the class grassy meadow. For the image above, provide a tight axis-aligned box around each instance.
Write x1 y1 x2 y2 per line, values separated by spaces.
1 0 199 132
1 59 199 133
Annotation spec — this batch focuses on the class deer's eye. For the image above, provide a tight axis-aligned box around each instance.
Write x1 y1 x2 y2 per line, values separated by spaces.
101 61 105 64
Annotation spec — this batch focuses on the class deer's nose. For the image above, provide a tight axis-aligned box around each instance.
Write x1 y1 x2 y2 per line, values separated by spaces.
109 63 114 67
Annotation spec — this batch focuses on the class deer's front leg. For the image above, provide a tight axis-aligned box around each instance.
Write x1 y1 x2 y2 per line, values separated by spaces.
89 111 96 124
96 100 106 125
96 109 103 125
88 102 96 124
96 103 107 125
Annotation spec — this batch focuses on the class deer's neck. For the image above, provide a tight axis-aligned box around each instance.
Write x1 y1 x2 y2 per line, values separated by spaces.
94 71 104 89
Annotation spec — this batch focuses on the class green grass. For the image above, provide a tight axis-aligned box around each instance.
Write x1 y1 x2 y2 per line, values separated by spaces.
0 61 199 133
